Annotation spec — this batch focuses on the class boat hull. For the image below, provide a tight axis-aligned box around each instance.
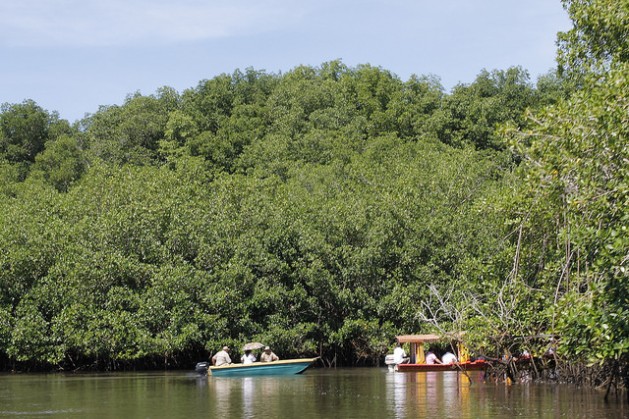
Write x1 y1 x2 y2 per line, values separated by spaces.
209 358 318 377
396 360 489 372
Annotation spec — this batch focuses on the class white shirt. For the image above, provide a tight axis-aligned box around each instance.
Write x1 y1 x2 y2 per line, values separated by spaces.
442 352 458 364
241 353 256 364
425 352 439 365
393 347 406 364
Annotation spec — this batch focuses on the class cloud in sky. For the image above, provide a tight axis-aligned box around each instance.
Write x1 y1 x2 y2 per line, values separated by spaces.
0 0 309 47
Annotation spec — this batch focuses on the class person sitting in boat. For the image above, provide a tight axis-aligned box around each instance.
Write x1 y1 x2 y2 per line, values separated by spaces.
441 351 458 364
212 346 232 366
241 349 256 364
260 346 279 362
393 343 410 364
425 349 442 365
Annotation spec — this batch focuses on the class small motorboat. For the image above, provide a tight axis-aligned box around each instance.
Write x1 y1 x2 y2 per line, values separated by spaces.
196 358 319 377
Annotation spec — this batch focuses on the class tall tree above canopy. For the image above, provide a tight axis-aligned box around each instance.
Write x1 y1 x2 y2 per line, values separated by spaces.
427 67 536 150
558 0 629 77
84 87 180 165
0 100 51 164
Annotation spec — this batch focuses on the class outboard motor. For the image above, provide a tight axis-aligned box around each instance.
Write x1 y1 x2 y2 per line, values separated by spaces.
195 361 209 375
384 354 396 372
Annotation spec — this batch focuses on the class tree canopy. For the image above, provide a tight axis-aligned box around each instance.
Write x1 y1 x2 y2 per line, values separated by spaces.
0 1 626 381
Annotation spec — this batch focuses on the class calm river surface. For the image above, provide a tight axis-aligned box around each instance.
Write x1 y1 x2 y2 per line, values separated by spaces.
1 368 627 418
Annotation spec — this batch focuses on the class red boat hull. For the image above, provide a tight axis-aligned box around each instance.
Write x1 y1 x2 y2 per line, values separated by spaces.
396 360 489 372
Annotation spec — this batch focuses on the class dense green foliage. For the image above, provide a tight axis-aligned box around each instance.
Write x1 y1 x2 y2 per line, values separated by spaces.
0 63 556 370
0 0 625 377
504 0 629 369
557 0 629 78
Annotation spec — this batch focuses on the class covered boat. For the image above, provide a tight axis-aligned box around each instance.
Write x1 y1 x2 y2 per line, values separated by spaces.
208 358 319 377
388 334 489 372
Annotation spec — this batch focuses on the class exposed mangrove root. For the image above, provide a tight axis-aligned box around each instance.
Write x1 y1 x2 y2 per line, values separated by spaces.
482 356 628 403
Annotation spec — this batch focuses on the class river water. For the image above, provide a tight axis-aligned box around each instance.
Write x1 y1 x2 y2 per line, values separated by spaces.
0 368 626 418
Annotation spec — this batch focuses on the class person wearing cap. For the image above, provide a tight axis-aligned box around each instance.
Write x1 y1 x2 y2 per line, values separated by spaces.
260 346 279 362
212 346 232 366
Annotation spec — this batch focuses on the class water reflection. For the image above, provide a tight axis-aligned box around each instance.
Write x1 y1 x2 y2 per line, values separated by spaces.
209 377 240 417
258 376 280 400
207 375 289 418
386 369 407 417
242 377 253 418
1 370 627 418
383 370 491 418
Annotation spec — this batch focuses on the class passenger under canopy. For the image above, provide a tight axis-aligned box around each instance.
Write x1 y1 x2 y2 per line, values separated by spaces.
396 334 440 364
396 333 468 364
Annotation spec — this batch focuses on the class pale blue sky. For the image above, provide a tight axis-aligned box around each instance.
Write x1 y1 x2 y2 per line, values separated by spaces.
1 0 571 122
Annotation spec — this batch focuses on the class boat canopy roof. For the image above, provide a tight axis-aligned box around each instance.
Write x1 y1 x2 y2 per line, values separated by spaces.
396 334 441 343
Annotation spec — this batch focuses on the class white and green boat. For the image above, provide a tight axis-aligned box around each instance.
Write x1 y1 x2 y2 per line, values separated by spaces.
198 358 319 377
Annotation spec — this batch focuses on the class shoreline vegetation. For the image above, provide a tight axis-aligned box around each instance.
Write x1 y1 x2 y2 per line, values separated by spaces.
0 0 626 398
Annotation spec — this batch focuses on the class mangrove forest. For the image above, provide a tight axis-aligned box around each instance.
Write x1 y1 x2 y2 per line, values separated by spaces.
0 0 627 392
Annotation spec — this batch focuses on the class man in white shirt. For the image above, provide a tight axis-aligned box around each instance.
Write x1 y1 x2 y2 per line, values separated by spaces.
441 351 458 364
393 344 409 364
